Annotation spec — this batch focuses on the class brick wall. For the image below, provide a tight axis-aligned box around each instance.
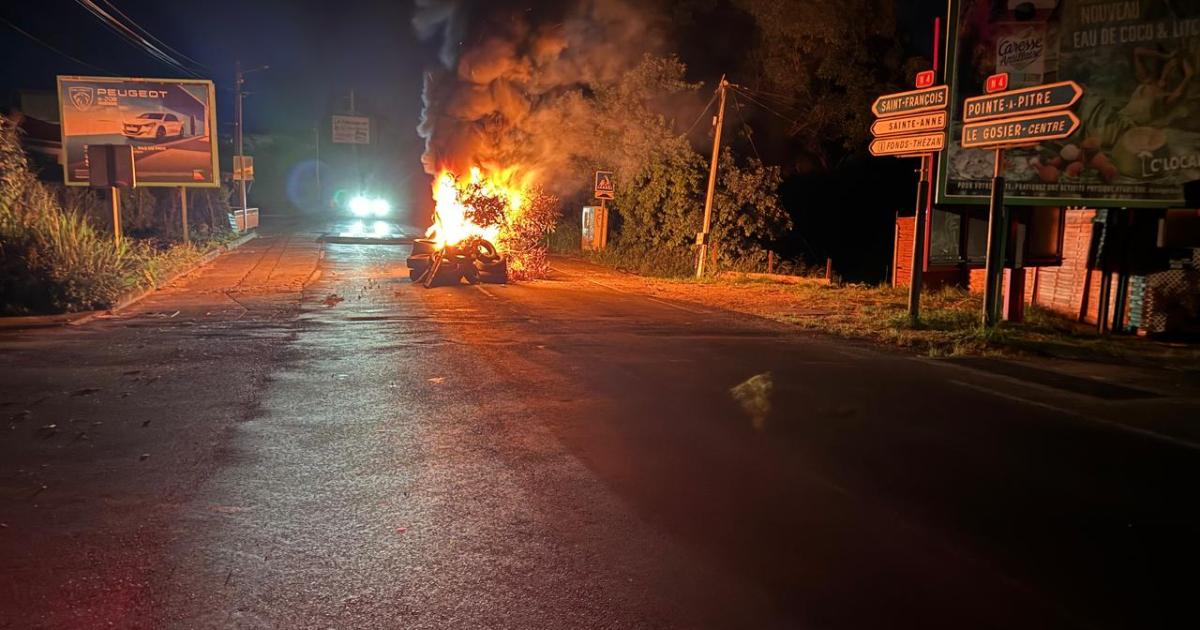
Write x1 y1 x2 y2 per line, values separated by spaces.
893 216 914 287
895 208 1128 325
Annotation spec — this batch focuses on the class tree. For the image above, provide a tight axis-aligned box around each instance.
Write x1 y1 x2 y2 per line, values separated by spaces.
734 0 910 170
531 55 790 272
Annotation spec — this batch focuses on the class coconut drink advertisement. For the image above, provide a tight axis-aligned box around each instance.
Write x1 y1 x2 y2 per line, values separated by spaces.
940 0 1200 207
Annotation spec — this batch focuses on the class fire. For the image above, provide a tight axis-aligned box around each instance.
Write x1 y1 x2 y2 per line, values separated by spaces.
425 166 527 251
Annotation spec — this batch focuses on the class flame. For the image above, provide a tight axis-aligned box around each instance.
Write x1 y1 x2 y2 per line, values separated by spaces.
425 166 528 251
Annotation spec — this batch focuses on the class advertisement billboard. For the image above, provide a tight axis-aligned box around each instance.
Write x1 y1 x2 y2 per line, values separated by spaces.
57 76 219 187
939 1 1200 207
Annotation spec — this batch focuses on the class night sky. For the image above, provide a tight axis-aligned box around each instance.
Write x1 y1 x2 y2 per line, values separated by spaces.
1 0 426 133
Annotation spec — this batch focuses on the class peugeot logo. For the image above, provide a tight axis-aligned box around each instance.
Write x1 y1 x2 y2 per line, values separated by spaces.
68 86 95 111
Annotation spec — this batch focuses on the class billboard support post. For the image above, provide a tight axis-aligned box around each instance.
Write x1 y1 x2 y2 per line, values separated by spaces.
179 188 189 244
111 187 122 246
982 148 1007 327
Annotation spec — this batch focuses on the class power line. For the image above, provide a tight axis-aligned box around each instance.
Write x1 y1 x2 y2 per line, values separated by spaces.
96 0 209 72
683 90 719 137
730 86 802 127
72 0 201 77
0 15 114 74
728 90 763 164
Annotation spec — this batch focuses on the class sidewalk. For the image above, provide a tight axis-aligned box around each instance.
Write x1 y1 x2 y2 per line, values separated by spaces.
105 228 324 322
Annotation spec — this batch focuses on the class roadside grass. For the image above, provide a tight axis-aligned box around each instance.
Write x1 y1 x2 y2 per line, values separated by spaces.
573 263 1199 367
1 123 232 315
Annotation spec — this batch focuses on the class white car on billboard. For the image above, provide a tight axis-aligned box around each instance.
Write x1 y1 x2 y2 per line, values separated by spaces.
122 112 184 142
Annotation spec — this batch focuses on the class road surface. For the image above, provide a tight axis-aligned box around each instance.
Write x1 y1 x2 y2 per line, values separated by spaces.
2 220 1198 629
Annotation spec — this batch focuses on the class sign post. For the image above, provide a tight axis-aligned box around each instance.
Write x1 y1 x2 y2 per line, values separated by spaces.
870 77 949 325
87 144 136 246
961 76 1084 325
180 188 189 244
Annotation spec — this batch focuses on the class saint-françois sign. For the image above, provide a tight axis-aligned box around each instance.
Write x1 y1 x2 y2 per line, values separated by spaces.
871 85 950 119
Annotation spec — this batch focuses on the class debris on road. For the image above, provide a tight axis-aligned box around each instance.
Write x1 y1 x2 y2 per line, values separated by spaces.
322 293 345 307
70 388 101 397
139 453 150 461
731 372 774 431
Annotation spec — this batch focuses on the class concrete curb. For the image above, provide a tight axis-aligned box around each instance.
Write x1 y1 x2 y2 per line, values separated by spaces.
0 231 259 331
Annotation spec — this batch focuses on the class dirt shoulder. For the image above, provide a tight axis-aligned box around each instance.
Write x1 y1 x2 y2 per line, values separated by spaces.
549 256 1200 375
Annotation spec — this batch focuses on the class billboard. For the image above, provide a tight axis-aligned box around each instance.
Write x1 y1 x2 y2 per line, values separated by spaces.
939 1 1200 207
57 76 219 187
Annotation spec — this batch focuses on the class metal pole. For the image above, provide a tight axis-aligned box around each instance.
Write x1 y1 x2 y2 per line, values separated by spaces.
314 124 321 206
908 155 930 325
982 148 1007 326
349 89 363 190
111 186 122 246
697 76 729 277
180 187 189 244
235 61 247 213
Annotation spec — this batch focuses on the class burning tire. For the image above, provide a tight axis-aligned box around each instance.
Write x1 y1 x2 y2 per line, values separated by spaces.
407 254 431 282
474 258 507 284
411 239 438 255
408 237 507 287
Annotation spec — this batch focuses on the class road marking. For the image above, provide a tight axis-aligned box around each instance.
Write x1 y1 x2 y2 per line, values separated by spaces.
948 379 1200 453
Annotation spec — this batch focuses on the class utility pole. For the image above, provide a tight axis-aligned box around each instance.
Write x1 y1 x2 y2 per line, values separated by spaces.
235 61 246 212
314 123 321 206
696 76 730 278
234 62 268 213
349 88 363 190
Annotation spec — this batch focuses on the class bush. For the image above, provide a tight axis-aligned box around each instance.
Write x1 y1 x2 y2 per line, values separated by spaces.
0 121 205 314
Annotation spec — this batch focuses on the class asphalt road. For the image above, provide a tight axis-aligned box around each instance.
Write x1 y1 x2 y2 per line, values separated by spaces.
2 220 1199 629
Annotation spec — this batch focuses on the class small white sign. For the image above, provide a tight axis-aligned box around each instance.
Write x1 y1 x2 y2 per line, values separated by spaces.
332 115 370 145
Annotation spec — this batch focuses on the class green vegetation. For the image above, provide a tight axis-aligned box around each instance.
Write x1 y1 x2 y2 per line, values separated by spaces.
534 56 792 275
0 122 233 315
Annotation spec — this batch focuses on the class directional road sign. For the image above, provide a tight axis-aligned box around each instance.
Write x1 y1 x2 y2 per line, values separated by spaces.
871 85 949 119
871 111 947 137
961 111 1080 149
962 81 1083 123
869 132 946 157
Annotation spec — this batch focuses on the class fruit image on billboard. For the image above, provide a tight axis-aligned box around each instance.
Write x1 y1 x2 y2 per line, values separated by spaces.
939 1 1200 207
57 76 219 187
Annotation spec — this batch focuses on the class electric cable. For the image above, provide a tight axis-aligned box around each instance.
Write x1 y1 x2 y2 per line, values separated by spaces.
96 0 209 72
728 90 763 164
682 90 719 137
0 15 114 74
73 0 201 77
730 86 803 128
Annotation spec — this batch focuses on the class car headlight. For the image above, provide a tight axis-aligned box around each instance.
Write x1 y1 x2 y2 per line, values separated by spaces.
370 198 390 217
349 196 371 217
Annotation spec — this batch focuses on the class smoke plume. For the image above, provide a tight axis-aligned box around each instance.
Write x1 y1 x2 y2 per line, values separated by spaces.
412 0 664 187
